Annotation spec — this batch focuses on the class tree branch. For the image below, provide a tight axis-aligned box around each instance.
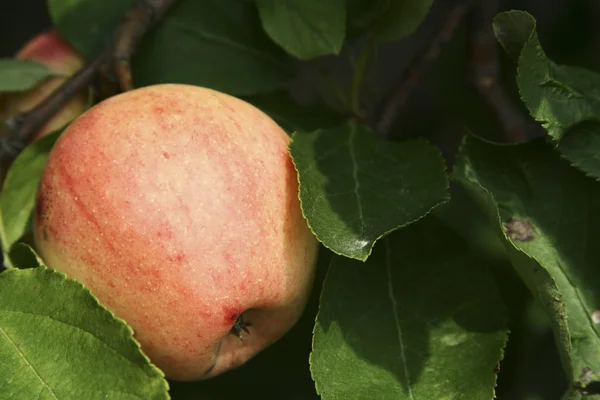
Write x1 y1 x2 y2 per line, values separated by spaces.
0 49 110 183
373 1 468 137
0 0 177 186
113 0 176 91
465 0 544 143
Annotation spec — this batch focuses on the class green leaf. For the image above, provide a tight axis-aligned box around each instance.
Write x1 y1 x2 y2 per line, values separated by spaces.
452 176 573 382
494 10 600 180
255 0 345 60
0 59 59 92
554 122 600 181
48 0 132 56
243 91 342 133
0 131 60 258
8 243 44 269
455 134 600 390
433 183 507 262
289 122 449 260
564 388 600 400
0 265 169 399
49 0 292 95
493 11 600 142
311 216 508 399
373 0 432 43
492 10 534 62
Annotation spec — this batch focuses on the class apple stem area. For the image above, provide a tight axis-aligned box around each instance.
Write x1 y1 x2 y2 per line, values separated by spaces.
229 312 252 341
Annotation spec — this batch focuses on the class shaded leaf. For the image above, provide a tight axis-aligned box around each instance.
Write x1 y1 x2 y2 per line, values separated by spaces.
0 265 169 399
49 0 292 95
0 59 59 92
48 0 132 56
493 11 600 143
494 10 600 180
0 131 60 259
311 216 508 399
289 122 449 260
346 0 389 31
8 243 43 270
255 0 345 60
374 0 432 44
433 183 507 262
455 134 600 390
563 388 600 400
555 122 600 181
492 11 535 62
243 91 342 133
452 176 572 382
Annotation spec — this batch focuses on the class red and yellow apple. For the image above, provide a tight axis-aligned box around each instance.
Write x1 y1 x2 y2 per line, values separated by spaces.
33 84 318 380
0 30 87 141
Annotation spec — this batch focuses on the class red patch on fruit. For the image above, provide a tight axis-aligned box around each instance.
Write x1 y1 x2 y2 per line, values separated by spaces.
162 151 170 159
167 252 187 264
58 164 117 254
156 225 174 240
223 250 234 264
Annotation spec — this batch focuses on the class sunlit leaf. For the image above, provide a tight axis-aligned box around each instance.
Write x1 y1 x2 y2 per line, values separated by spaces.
0 264 169 399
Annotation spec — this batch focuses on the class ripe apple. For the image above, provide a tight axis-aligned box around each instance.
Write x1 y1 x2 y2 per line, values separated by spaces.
0 30 87 141
33 84 319 380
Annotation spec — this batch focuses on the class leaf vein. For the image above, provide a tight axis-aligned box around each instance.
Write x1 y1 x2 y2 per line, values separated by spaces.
385 238 415 399
349 125 365 236
0 309 143 371
0 326 58 400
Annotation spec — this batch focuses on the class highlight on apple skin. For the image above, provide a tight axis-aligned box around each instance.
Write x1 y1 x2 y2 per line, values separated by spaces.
0 30 87 141
33 84 319 380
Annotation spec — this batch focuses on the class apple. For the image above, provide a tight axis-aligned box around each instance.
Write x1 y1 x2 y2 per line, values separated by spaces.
0 30 87 141
33 84 319 380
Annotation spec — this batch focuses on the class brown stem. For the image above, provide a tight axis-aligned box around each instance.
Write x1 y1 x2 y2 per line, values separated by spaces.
466 0 543 143
0 0 177 186
374 1 468 137
0 49 110 183
113 0 177 91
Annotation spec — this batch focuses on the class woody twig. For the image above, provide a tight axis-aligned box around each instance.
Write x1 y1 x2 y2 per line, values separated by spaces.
0 0 177 184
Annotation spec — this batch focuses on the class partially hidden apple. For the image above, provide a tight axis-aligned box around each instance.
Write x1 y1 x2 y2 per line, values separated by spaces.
33 84 319 380
0 30 87 141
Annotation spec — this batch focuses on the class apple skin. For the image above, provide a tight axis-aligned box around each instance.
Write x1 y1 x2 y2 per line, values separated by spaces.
33 84 319 380
0 30 87 141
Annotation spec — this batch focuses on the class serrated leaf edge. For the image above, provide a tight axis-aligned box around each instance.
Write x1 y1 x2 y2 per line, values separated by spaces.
289 126 450 262
453 135 576 381
308 254 334 397
0 264 170 397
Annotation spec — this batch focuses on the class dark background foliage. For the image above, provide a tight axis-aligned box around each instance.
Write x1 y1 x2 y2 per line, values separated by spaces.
2 0 599 398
